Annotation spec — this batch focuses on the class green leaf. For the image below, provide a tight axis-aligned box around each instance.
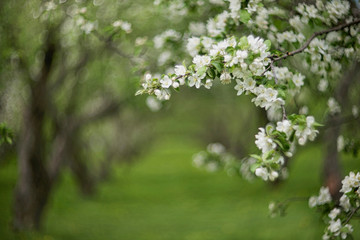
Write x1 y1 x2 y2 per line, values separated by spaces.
265 124 274 135
250 163 261 173
238 36 249 50
239 10 251 24
207 68 215 78
274 139 284 149
249 154 262 161
197 66 207 76
5 136 12 144
313 122 324 127
264 40 271 51
289 130 295 142
277 89 286 99
263 150 275 160
211 61 223 73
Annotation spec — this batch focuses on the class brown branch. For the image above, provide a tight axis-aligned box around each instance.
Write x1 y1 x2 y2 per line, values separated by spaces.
323 114 359 129
93 30 137 65
262 19 360 121
344 206 360 225
49 51 90 92
74 98 125 129
261 64 272 77
48 97 127 181
272 18 360 62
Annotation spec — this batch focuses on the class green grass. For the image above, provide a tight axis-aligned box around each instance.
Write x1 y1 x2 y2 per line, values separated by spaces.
1 93 360 240
1 134 359 240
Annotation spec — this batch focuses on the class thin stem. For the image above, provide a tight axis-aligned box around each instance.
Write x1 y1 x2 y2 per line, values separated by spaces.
175 72 190 81
276 196 309 210
93 30 137 65
323 114 359 129
261 64 272 77
344 206 360 225
272 19 360 62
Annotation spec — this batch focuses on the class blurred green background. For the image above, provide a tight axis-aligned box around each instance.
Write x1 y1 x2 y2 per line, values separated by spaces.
1 0 359 239
1 92 359 239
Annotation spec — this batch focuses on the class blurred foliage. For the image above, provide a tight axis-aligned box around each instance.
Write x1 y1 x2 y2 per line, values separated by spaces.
0 0 359 238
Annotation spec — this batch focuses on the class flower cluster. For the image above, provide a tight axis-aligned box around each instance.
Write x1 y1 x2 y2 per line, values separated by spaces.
154 0 225 17
134 0 360 239
153 29 182 49
308 187 332 208
145 96 162 112
251 115 319 181
340 172 360 196
268 200 288 218
192 143 238 174
138 35 286 112
308 172 360 240
336 135 360 158
138 29 322 182
192 143 262 181
112 20 132 34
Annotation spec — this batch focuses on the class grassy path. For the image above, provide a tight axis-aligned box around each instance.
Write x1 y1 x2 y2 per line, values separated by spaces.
1 130 359 239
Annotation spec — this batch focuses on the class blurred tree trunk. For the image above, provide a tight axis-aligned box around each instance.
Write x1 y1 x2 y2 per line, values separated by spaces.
68 133 96 196
323 61 360 199
7 8 130 229
13 34 56 230
324 118 342 200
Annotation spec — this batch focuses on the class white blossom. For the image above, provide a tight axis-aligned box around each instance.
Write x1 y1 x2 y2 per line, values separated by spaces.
193 55 211 69
328 97 341 115
337 135 345 152
255 167 269 181
340 172 360 193
292 73 305 87
146 96 162 112
352 105 359 118
160 75 172 88
328 219 341 234
339 195 351 212
189 22 206 36
174 65 187 76
204 79 213 89
328 208 340 220
255 128 276 153
220 72 231 84
276 120 292 137
318 79 328 92
207 143 225 154
187 37 201 56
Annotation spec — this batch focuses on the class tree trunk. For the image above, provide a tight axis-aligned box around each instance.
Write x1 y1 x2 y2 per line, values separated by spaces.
323 116 342 200
12 33 56 230
323 62 360 200
13 98 51 230
68 134 96 196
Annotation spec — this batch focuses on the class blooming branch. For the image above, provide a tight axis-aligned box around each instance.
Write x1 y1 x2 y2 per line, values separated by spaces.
270 18 360 62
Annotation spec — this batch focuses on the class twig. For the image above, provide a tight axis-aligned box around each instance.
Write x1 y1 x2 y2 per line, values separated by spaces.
261 19 360 77
344 206 360 225
93 30 137 65
261 64 272 77
276 196 309 209
175 72 190 80
272 19 360 62
323 114 359 129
